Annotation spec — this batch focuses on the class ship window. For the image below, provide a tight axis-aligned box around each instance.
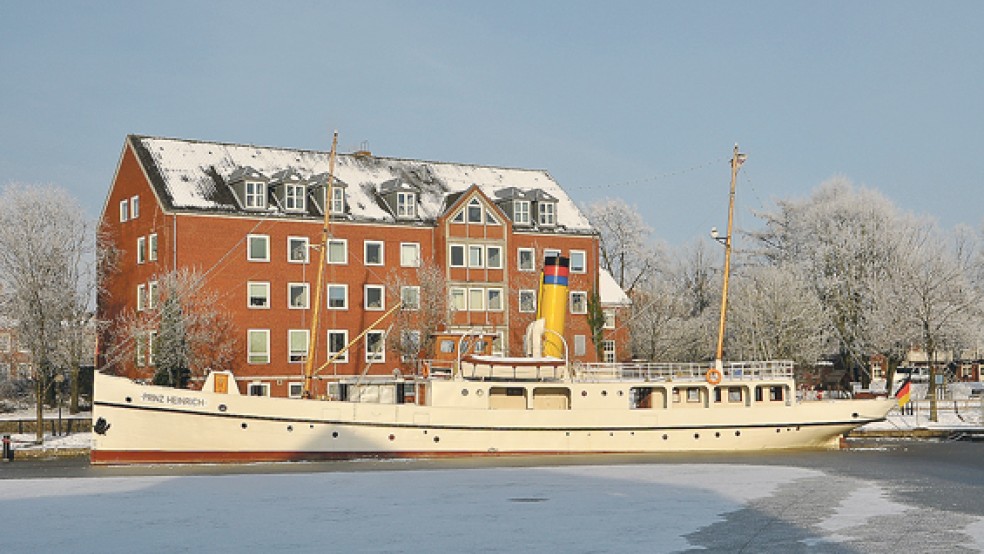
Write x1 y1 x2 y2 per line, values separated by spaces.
729 387 743 403
686 388 700 403
770 386 784 402
439 340 455 353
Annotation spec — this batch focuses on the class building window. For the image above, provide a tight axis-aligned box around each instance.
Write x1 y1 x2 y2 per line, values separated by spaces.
487 288 504 311
248 330 270 364
288 330 309 363
137 236 146 264
397 191 416 218
0 333 9 353
603 309 616 329
288 382 304 398
539 202 556 226
603 340 616 363
570 250 586 273
364 285 385 310
148 331 157 366
401 330 422 362
400 243 420 267
119 199 129 222
148 233 158 262
130 195 140 219
245 181 266 209
518 248 535 272
485 210 500 225
327 239 347 264
544 248 561 261
364 241 384 266
327 284 348 309
135 333 147 367
147 281 158 310
284 183 306 212
570 291 587 314
513 200 530 225
468 245 484 268
486 246 503 269
519 290 536 313
288 283 310 309
248 382 270 396
450 244 465 268
136 284 146 311
366 331 385 362
330 187 345 214
449 287 466 311
467 198 483 223
248 282 270 309
327 330 349 362
574 335 586 357
287 237 309 263
401 286 420 310
247 234 270 262
468 288 485 311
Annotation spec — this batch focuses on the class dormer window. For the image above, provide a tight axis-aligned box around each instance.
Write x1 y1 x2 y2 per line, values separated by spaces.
330 186 345 214
538 201 556 227
284 183 306 212
513 200 530 226
397 191 416 218
245 181 266 209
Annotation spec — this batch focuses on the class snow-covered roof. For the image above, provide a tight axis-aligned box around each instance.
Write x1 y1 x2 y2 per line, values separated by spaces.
129 135 594 233
599 268 631 307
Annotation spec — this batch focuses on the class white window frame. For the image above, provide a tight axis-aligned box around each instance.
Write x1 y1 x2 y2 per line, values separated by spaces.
287 236 309 264
247 234 270 262
487 288 504 311
288 382 304 398
468 288 485 311
327 284 348 310
574 335 586 357
329 186 345 214
248 281 271 309
486 245 503 269
327 238 347 264
147 281 158 310
245 181 266 209
288 329 309 363
364 284 385 311
364 240 384 266
396 191 416 218
327 330 349 363
284 183 306 212
468 245 484 268
137 236 146 264
603 309 616 330
467 198 483 223
148 331 157 366
603 340 616 363
130 195 140 219
366 330 386 363
544 248 561 262
449 244 465 268
485 209 500 225
451 210 465 223
288 283 310 309
136 284 146 311
513 200 530 225
570 291 588 314
247 329 270 364
400 243 420 267
148 233 158 262
119 199 128 223
449 287 466 311
248 382 270 396
519 290 537 313
401 286 420 311
570 250 587 273
538 202 556 226
517 248 535 272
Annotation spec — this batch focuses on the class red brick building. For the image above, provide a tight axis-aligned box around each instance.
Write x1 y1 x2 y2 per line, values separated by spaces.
97 135 630 396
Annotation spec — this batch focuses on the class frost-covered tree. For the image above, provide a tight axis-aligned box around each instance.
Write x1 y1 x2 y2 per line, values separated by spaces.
387 262 449 365
584 198 663 296
0 184 95 442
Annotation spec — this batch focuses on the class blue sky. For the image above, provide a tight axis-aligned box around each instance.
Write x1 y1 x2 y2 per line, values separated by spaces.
2 1 982 244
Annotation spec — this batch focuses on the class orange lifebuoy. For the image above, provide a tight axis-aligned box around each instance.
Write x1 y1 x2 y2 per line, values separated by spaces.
705 368 723 386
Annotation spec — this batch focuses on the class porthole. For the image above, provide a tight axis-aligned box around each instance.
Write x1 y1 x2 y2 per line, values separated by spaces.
287 425 293 432
332 431 339 439
433 436 440 443
241 423 248 429
776 429 781 433
388 434 396 441
581 390 588 397
609 432 614 437
714 432 720 438
601 390 608 397
461 389 469 396
125 397 132 403
617 390 624 397
662 434 669 440
218 404 227 412
735 430 741 437
694 433 700 440
310 424 314 429
476 389 484 397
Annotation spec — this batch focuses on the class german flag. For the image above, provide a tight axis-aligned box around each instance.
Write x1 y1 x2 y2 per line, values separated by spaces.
895 377 912 407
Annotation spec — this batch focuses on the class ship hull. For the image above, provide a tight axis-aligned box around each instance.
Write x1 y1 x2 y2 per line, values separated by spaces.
91 372 895 464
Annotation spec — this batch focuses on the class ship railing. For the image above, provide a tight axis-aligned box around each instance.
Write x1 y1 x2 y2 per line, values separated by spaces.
575 360 794 383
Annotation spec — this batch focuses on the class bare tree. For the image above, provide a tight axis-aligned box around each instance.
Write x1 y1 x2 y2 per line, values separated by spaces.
0 184 94 442
584 198 663 296
386 262 448 366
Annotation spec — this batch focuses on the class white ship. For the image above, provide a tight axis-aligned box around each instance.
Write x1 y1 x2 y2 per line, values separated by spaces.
90 143 896 464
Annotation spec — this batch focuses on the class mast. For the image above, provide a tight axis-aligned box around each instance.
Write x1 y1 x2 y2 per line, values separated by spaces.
714 144 746 371
302 131 339 398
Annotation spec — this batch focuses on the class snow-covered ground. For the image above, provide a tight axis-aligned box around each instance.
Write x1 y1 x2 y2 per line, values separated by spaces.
0 463 981 553
1 407 91 451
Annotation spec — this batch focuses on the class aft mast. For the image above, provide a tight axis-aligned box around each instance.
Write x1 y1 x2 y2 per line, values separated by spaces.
714 144 747 372
302 131 339 398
